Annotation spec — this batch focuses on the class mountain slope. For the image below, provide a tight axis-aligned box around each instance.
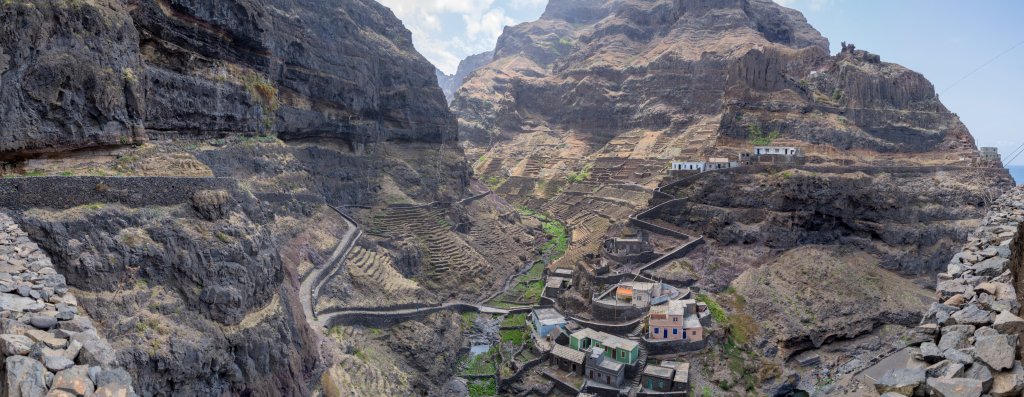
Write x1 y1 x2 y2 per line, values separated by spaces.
437 51 494 104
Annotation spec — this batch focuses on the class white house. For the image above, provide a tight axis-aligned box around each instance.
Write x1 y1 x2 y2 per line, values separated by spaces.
670 162 705 172
753 146 801 156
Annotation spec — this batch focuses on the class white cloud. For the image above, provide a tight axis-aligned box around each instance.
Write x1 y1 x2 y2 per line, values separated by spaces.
376 0 540 74
774 0 831 11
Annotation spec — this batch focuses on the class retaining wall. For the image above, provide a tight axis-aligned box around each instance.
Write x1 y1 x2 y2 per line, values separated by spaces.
0 176 237 209
322 303 479 328
570 316 643 335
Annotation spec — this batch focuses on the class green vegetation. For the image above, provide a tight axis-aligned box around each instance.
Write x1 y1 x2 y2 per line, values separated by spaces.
461 346 497 376
485 208 567 308
122 67 138 85
746 124 781 146
460 312 478 330
500 313 526 328
565 164 592 184
467 378 497 397
500 329 525 345
831 88 843 102
558 37 573 47
241 71 281 131
484 175 505 190
214 231 232 243
696 294 726 323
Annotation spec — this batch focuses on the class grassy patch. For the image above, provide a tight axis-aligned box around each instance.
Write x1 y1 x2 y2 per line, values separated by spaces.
461 347 497 376
467 378 497 397
460 312 478 330
746 124 781 146
565 163 592 183
500 328 526 345
696 294 726 323
500 313 526 328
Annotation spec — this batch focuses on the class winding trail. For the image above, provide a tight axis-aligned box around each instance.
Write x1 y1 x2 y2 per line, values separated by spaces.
300 206 362 329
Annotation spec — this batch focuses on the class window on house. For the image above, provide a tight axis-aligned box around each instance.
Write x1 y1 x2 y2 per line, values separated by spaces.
653 327 659 334
673 329 678 335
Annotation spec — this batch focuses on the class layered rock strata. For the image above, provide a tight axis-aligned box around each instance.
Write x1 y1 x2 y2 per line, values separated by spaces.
0 213 136 396
874 187 1024 396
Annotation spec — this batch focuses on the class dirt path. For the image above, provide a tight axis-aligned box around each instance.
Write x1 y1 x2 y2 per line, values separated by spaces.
300 207 362 329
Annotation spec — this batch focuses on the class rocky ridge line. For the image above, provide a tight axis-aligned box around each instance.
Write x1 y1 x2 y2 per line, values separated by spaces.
0 213 136 397
875 186 1024 396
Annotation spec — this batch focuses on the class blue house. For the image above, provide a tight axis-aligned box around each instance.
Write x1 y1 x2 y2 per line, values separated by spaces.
530 308 567 338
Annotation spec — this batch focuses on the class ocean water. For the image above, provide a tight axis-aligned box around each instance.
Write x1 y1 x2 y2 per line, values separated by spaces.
1011 166 1024 186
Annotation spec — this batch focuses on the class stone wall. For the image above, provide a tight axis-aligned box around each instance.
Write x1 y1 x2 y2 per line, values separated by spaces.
0 177 236 210
874 186 1024 396
0 213 136 396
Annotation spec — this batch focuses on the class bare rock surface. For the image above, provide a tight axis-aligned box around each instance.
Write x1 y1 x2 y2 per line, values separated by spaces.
0 214 136 397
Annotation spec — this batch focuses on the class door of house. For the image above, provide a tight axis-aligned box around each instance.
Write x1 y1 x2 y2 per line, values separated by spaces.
606 375 611 385
663 329 668 338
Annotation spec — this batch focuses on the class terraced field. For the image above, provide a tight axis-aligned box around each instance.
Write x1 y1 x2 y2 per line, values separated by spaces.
368 205 492 293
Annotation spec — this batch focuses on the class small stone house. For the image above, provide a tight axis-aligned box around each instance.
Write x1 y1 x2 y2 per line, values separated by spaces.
569 328 640 366
614 281 666 308
705 157 734 170
550 344 585 376
640 361 690 394
648 299 703 342
531 308 568 339
584 347 625 387
753 146 801 156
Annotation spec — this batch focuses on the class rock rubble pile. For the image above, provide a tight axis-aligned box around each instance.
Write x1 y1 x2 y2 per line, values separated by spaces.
0 213 135 397
876 187 1024 397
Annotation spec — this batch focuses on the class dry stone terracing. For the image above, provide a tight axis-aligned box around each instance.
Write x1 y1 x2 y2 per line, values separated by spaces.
875 186 1024 397
0 213 135 397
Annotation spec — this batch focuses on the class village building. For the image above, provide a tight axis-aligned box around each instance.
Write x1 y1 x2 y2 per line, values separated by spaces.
531 308 568 339
569 328 640 366
980 147 1001 162
640 361 690 394
550 344 586 376
705 157 735 170
612 281 676 308
647 299 703 342
750 146 805 164
584 347 626 388
670 161 705 172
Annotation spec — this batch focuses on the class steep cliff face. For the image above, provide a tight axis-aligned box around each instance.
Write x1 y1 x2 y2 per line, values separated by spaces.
0 0 146 158
0 0 513 395
437 51 494 104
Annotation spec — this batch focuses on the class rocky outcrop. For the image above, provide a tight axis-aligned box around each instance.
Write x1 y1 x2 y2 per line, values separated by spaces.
0 0 455 154
873 187 1024 396
5 180 318 396
0 213 137 397
436 51 494 104
651 166 1014 275
0 0 146 159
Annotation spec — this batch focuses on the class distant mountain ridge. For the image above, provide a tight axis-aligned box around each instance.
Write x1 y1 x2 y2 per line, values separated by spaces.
454 0 979 166
435 51 493 104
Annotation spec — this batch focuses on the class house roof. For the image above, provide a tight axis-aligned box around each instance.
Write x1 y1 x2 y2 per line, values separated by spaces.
651 300 684 317
642 364 675 379
551 344 585 364
674 362 690 383
570 328 640 352
708 157 730 163
553 268 574 277
533 308 567 326
588 348 624 373
545 276 567 290
684 313 702 329
601 334 639 352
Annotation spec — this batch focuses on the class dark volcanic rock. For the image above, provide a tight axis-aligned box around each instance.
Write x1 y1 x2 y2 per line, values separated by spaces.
0 0 146 158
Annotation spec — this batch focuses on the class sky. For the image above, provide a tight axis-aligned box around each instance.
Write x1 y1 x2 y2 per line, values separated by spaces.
375 0 547 75
377 0 1024 165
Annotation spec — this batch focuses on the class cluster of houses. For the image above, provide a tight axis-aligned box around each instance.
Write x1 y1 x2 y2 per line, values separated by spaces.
670 145 805 174
530 295 705 395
